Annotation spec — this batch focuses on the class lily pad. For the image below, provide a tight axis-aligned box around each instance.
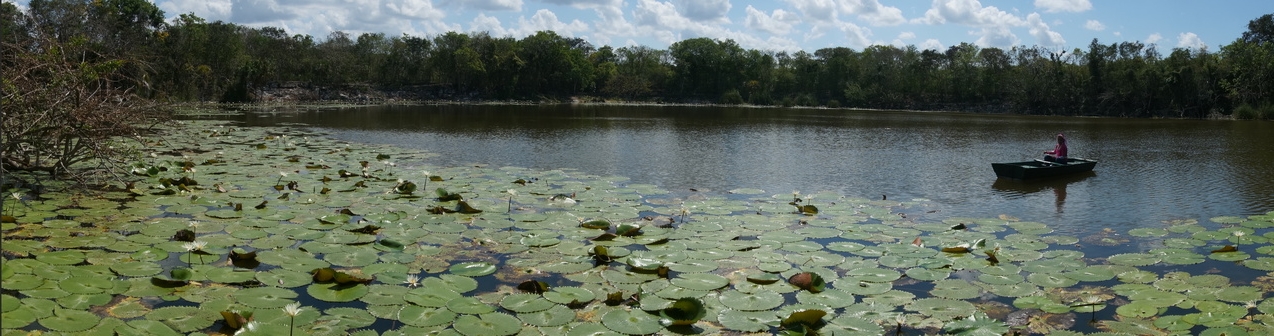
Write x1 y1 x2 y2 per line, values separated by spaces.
671 273 729 291
397 305 456 327
447 296 496 314
450 262 498 277
306 282 369 302
233 287 299 309
453 313 522 336
518 304 575 327
719 290 784 311
38 308 101 332
602 309 663 335
144 306 218 333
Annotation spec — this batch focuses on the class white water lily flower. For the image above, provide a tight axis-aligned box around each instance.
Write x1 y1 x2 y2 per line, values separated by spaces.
182 241 207 252
10 192 21 200
507 189 517 196
404 275 420 287
279 171 288 177
188 221 200 229
283 302 303 317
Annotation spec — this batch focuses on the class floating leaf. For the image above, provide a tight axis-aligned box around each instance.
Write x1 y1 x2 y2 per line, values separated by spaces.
306 282 369 302
781 309 827 328
38 308 101 332
144 306 218 333
944 312 1011 336
453 313 522 336
544 286 595 305
719 290 784 311
398 305 456 327
518 304 574 327
660 297 707 326
671 273 729 291
450 262 497 277
602 309 663 335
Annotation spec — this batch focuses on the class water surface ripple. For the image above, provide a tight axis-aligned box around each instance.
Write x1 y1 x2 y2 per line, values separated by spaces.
238 105 1274 249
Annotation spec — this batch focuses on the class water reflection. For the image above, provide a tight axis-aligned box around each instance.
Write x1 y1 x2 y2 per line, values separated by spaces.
212 105 1274 239
992 172 1097 214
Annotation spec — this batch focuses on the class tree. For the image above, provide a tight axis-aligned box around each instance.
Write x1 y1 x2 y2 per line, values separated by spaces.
2 22 165 182
1242 14 1274 45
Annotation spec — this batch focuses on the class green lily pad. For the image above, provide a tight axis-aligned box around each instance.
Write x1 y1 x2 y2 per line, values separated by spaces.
36 250 86 265
453 313 522 336
906 298 977 321
671 273 729 291
450 262 498 277
144 306 218 333
398 305 456 327
943 312 1011 336
718 309 780 332
406 287 463 307
518 304 575 327
447 296 496 314
931 279 983 300
306 282 369 302
602 309 663 335
38 308 101 332
718 290 784 311
544 286 595 305
496 294 553 316
234 287 299 308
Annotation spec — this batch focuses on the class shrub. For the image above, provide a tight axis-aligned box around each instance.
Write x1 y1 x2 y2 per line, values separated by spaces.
2 34 166 184
720 89 744 105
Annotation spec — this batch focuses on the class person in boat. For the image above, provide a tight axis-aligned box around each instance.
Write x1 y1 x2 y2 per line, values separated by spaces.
1043 133 1068 163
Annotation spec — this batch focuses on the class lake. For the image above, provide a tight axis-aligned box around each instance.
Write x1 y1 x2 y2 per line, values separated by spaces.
236 104 1274 248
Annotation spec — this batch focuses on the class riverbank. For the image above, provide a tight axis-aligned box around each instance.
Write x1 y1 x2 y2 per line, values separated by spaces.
239 84 1252 120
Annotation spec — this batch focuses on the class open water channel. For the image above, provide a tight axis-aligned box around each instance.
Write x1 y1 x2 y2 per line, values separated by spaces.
237 104 1274 251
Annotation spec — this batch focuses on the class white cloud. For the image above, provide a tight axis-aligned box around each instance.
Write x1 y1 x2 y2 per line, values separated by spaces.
916 0 1030 48
917 0 1024 27
845 0 906 26
1146 33 1162 44
975 26 1019 47
786 0 904 26
840 22 872 48
385 0 446 20
744 6 799 36
673 0 731 22
439 0 522 11
517 9 588 37
468 13 510 36
531 0 629 45
1177 32 1205 49
1084 19 1104 31
919 38 944 51
1033 0 1091 13
898 31 915 40
1026 13 1064 46
161 0 233 21
786 0 838 23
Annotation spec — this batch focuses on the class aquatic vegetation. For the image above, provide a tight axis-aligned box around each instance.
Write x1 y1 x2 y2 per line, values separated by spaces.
2 120 1274 335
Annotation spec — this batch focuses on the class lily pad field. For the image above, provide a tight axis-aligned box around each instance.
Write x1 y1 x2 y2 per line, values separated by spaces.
4 119 1274 335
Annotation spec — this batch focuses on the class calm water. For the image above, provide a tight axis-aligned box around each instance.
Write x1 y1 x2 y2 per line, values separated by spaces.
237 105 1274 247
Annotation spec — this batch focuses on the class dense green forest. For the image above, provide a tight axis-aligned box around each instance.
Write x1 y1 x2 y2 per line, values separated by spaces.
2 0 1273 119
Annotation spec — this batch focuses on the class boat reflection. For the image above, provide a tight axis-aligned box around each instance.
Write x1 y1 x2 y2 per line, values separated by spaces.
992 171 1096 214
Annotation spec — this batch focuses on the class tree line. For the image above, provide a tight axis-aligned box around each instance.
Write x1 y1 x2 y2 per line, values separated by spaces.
3 1 1273 119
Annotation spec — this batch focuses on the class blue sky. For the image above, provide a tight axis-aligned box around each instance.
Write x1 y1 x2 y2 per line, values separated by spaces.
9 0 1272 52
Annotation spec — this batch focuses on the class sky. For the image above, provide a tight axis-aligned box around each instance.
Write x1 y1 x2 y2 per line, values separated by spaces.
8 0 1273 52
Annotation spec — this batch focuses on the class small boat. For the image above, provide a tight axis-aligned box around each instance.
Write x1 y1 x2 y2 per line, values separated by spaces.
992 158 1097 180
